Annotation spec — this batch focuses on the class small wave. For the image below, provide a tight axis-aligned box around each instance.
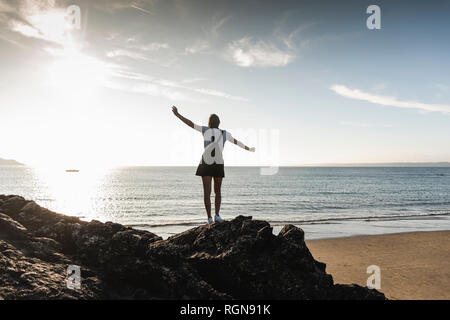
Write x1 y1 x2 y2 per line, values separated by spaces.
125 220 205 228
124 211 450 229
317 192 361 195
266 211 450 226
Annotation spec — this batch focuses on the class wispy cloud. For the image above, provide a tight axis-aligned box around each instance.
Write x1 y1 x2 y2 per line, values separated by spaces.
111 69 248 102
371 81 389 92
192 87 248 102
4 0 73 46
0 0 13 13
339 121 392 128
132 83 197 102
92 0 158 14
0 32 27 48
208 15 231 39
226 36 295 67
183 15 231 55
137 42 169 51
106 33 172 65
434 83 449 98
435 83 449 92
331 84 450 114
184 39 210 54
107 49 151 61
131 3 155 15
152 77 248 102
277 22 316 51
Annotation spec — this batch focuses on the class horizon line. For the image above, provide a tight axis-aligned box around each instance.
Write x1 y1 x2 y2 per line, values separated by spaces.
4 162 450 168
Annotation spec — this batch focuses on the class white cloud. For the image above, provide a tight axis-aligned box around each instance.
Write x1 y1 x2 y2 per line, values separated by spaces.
226 37 295 67
331 84 450 114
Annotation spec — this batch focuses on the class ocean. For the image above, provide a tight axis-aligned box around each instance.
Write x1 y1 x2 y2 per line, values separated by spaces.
1 166 449 239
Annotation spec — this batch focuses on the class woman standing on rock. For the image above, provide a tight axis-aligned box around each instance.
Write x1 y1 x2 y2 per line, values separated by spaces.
172 106 255 225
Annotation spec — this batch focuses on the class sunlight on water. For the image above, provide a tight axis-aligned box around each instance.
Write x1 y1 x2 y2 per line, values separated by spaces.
32 167 108 220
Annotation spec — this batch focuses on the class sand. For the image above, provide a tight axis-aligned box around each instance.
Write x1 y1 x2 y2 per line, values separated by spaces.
306 230 450 300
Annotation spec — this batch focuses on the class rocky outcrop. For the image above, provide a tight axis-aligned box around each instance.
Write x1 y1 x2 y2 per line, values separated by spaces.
0 195 385 300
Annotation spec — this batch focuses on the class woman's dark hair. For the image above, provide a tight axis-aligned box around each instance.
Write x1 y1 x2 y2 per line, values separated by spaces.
208 114 220 128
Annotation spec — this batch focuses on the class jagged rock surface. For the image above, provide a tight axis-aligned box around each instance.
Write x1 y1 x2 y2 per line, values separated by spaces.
0 195 385 300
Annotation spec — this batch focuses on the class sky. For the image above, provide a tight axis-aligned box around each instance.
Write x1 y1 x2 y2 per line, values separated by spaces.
0 0 449 168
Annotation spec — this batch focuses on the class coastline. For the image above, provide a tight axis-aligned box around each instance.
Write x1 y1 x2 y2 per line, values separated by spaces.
307 230 450 300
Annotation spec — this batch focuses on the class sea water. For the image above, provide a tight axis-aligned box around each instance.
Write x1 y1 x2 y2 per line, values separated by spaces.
1 166 449 239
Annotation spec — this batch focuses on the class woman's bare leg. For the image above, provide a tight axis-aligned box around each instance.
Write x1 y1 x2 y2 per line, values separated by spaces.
213 177 222 217
201 176 212 218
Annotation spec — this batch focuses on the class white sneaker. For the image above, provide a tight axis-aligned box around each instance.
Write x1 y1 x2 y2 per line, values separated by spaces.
214 215 224 223
208 217 213 225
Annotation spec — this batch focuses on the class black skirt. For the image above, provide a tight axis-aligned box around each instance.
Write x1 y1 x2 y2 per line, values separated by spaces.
195 162 225 178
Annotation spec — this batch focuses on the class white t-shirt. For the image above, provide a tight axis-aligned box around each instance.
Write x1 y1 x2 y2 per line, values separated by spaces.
194 125 233 165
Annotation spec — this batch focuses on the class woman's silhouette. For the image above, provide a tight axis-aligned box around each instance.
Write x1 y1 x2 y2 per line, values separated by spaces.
172 106 255 224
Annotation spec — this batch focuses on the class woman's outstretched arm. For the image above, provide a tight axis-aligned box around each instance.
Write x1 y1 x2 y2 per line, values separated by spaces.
225 132 255 152
172 106 197 129
233 139 255 152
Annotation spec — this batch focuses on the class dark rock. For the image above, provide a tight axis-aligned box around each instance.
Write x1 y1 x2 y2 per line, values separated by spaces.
0 195 386 300
0 212 30 240
2 196 27 216
330 284 386 300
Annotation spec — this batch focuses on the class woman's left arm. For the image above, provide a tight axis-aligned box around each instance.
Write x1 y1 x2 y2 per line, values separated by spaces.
172 106 197 129
234 139 255 152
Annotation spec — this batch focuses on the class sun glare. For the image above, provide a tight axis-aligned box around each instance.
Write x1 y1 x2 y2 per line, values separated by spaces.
32 166 110 220
45 48 110 92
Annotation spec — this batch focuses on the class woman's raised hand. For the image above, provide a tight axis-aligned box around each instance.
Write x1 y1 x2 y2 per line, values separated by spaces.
172 106 179 116
249 147 256 152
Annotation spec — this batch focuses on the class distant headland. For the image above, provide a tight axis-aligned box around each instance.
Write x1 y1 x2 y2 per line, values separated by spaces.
0 157 23 166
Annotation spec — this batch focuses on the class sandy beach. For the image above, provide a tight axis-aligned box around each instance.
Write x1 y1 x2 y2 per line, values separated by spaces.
307 231 450 300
